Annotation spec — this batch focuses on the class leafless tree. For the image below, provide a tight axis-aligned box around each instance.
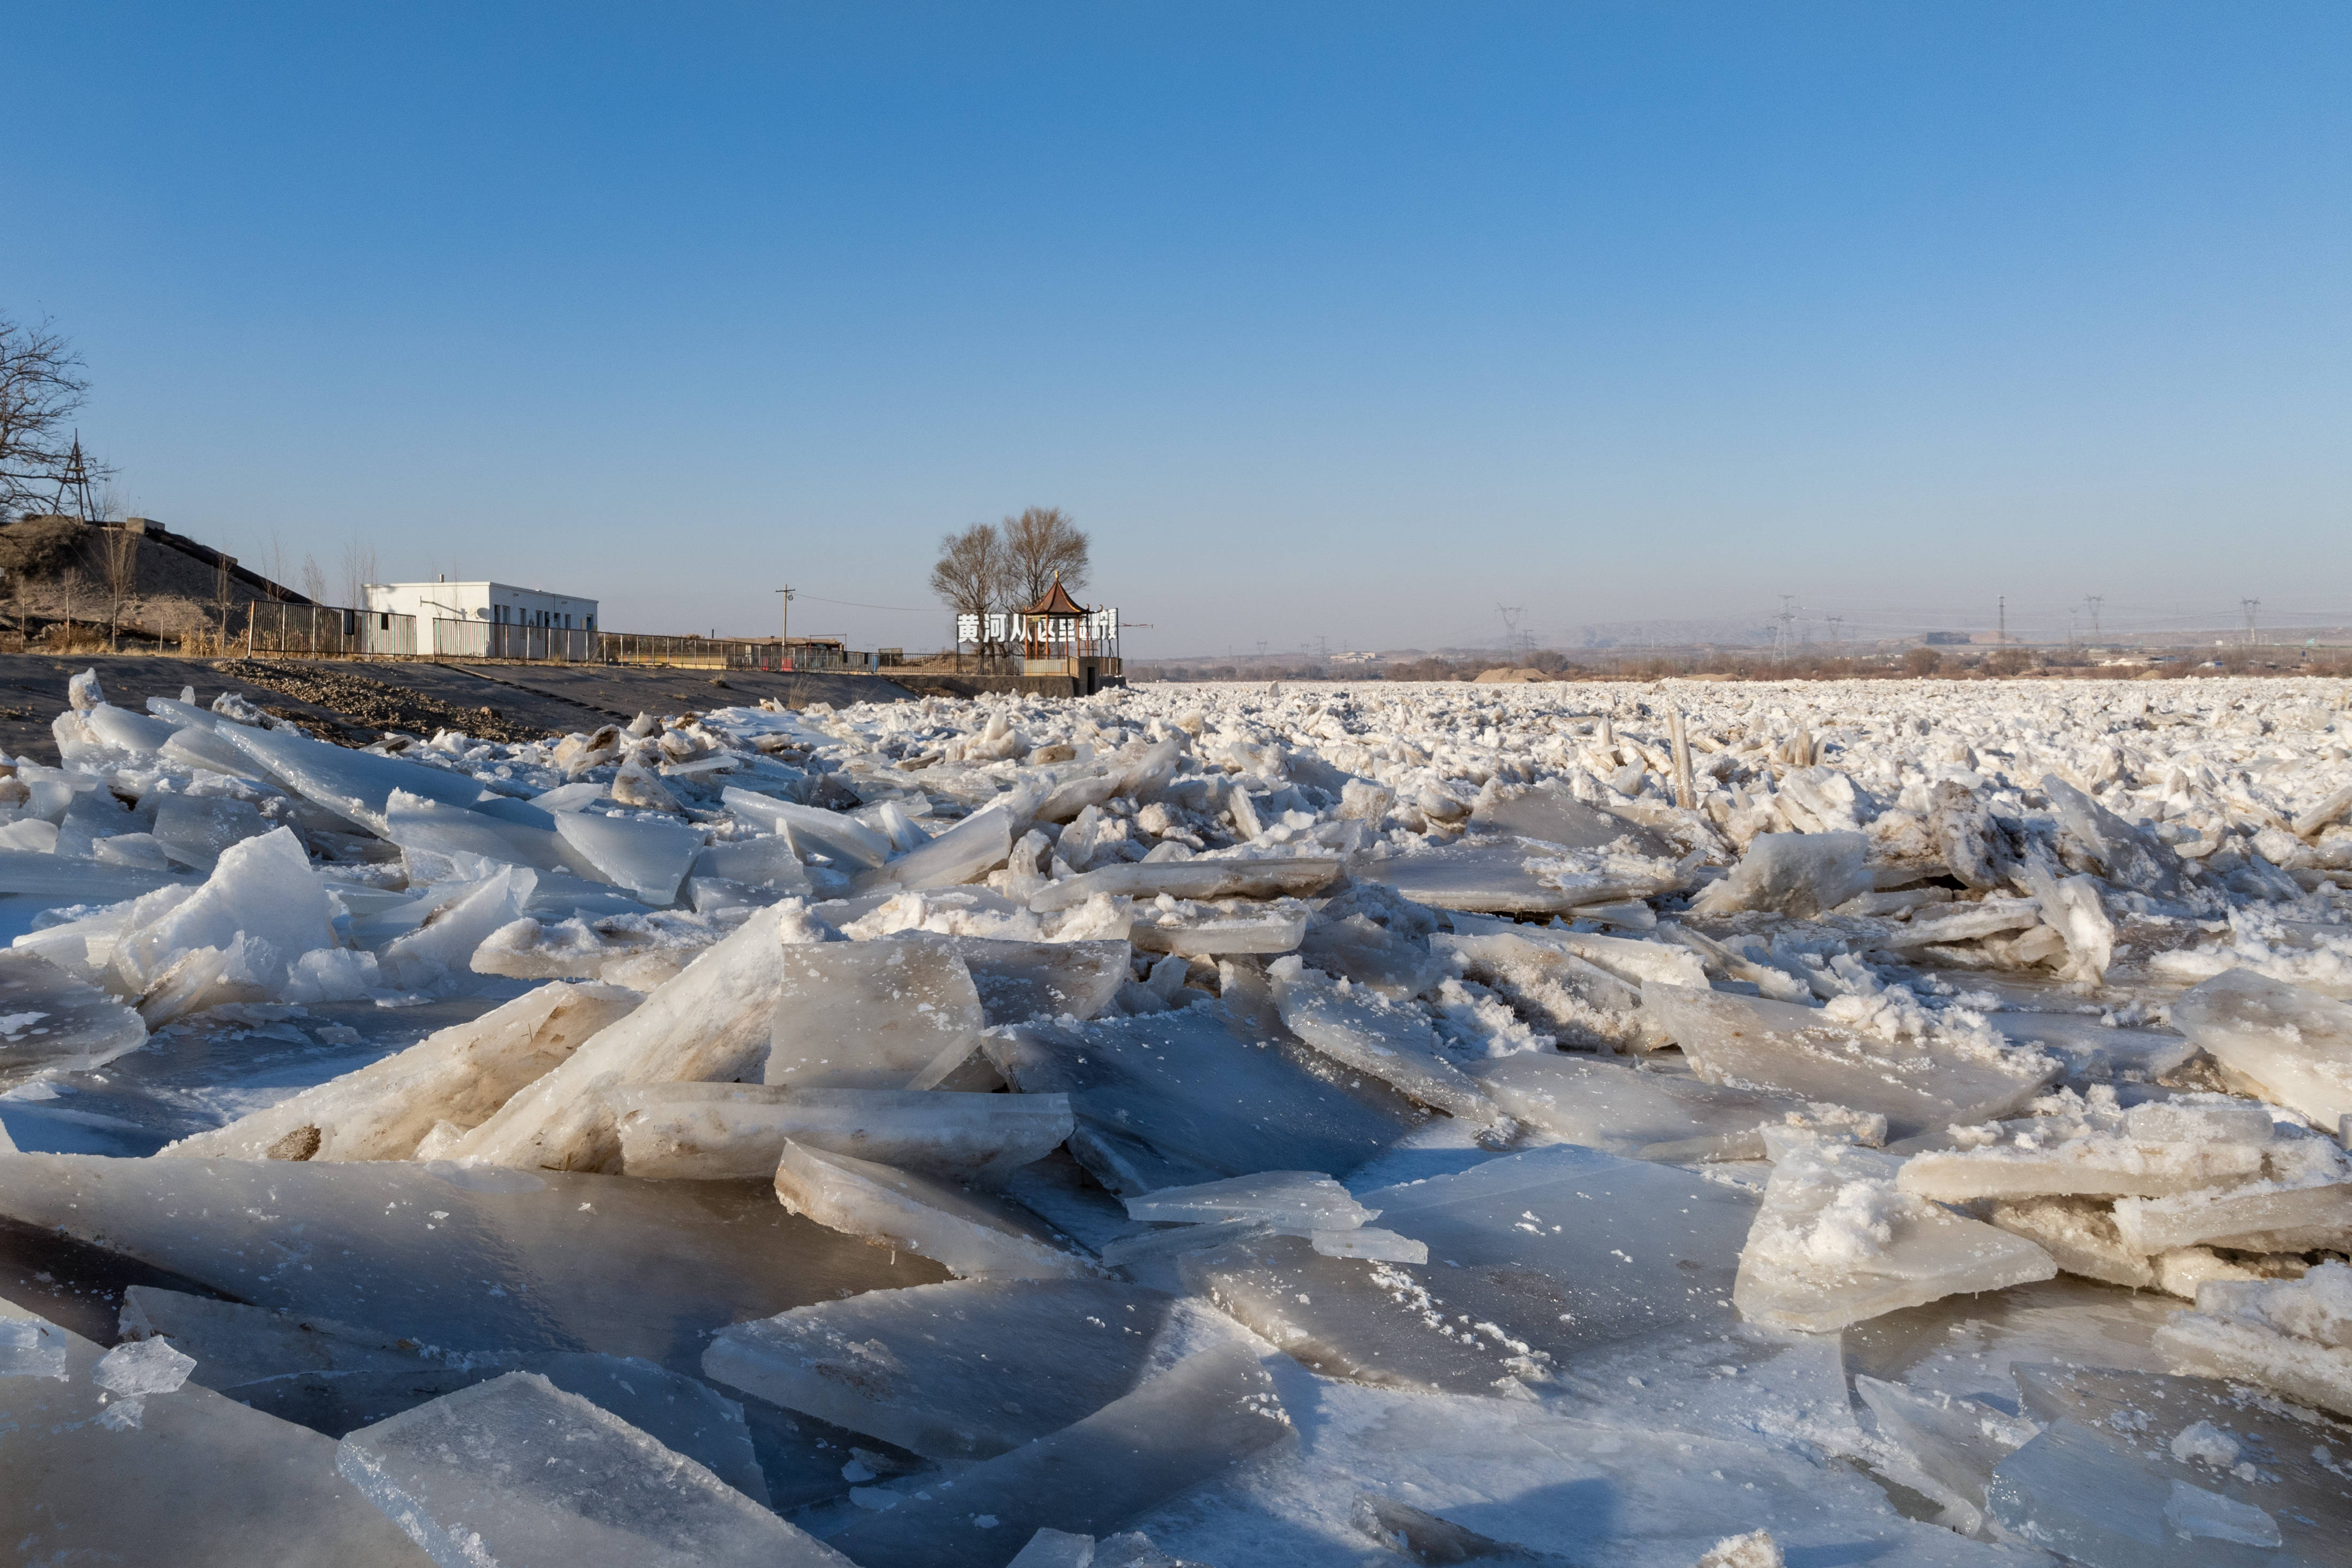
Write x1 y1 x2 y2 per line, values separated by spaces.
929 522 1007 655
101 525 140 651
214 554 237 653
55 566 96 649
0 314 114 518
1001 506 1091 608
301 554 328 604
341 538 379 611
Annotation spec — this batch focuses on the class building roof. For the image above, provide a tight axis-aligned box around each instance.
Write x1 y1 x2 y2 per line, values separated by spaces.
1018 575 1090 618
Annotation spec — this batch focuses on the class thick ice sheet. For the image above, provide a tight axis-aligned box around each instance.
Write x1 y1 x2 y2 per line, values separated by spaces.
765 936 987 1089
612 1082 1072 1183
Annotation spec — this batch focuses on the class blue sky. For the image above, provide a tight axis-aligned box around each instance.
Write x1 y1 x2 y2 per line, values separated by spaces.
9 3 2348 657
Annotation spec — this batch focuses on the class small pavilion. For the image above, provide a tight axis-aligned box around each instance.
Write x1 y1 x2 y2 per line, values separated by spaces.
1012 574 1123 693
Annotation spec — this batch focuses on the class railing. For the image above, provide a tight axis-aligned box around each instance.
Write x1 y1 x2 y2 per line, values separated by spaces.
432 619 593 662
248 601 416 658
594 634 878 672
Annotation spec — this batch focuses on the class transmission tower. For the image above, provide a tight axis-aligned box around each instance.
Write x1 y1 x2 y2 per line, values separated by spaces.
1826 615 1844 648
2242 598 2261 647
2085 595 2103 645
1497 604 1529 662
1773 596 1801 663
51 434 99 523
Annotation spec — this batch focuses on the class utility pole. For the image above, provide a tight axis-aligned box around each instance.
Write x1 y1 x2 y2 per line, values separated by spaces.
2242 598 2261 647
774 586 795 672
1999 595 2007 644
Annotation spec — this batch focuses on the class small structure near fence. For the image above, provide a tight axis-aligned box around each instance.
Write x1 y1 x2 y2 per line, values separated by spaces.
960 575 1124 693
367 578 599 659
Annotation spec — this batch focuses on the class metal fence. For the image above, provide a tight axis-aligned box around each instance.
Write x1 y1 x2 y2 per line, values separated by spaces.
595 634 877 672
431 619 593 662
248 601 416 658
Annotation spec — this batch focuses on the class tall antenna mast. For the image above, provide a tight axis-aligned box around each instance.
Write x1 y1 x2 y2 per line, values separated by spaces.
52 433 98 523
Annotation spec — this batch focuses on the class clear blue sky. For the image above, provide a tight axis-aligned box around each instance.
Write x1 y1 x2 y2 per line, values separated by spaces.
10 3 2348 657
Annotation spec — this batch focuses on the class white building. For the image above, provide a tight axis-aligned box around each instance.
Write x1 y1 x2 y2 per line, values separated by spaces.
365 578 600 659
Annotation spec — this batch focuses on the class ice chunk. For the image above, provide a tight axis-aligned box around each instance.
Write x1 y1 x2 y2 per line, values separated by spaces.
1985 1196 2159 1289
221 719 526 833
1900 1099 2272 1202
1988 1418 2282 1566
1124 1170 1377 1232
1693 1533 1783 1568
0 1298 433 1565
1185 1144 1754 1392
1851 1375 2027 1535
2173 969 2352 1131
0 846 189 898
774 1139 1097 1279
112 825 339 1006
1310 1227 1427 1262
1434 928 1654 1051
0 946 148 1080
2113 1133 2352 1252
1267 957 1501 1123
884 804 1013 889
1030 856 1341 911
1733 1135 2054 1333
66 666 103 710
0 1152 944 1370
455 905 801 1172
612 1083 1071 1184
722 788 893 868
2041 773 2191 900
148 792 271 872
2156 1263 2352 1419
704 1278 1179 1461
925 934 1128 1024
694 834 813 895
1356 840 1668 916
0 1313 68 1380
337 1372 848 1567
1645 982 2059 1141
1131 906 1309 957
1474 1053 1882 1163
986 1009 1424 1194
472 911 719 989
89 1332 197 1427
378 864 537 990
556 809 703 905
1692 832 1871 918
763 936 986 1090
382 788 585 881
824 1308 1286 1568
164 981 639 1161
1471 781 1669 854
1010 1529 1097 1568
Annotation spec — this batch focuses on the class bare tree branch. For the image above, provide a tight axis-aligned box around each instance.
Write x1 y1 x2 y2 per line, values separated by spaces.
1001 506 1091 608
0 314 111 516
929 522 1007 652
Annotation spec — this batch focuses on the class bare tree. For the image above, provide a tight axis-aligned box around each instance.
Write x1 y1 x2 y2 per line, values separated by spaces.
301 554 328 604
101 526 139 651
214 554 236 654
929 522 1007 655
55 566 95 650
341 538 378 611
1001 506 1091 609
0 314 113 517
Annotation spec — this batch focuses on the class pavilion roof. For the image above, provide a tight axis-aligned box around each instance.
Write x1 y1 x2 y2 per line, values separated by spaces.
1018 575 1091 617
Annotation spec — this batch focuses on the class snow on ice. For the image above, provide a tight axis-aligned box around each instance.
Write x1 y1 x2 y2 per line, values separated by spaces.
3 667 2352 1563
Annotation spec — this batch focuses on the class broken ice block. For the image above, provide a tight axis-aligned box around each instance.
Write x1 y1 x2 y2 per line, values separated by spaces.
0 1297 432 1565
0 1313 68 1380
149 791 271 872
1899 1097 2273 1202
2112 1132 2352 1253
1851 1375 2028 1535
824 1308 1286 1568
164 981 639 1161
112 825 339 1001
1268 957 1500 1123
883 805 1013 889
378 864 537 990
221 719 525 833
1988 1417 2286 1566
1124 1170 1377 1232
383 788 585 881
723 789 894 868
986 1009 1424 1193
1357 840 1665 916
555 809 703 905
337 1372 848 1568
1010 1529 1096 1568
765 936 986 1089
775 1139 1098 1279
1471 781 1670 854
1644 982 2059 1142
704 1278 1179 1461
1691 832 1871 918
1434 928 1654 1051
1733 1135 2054 1333
90 1333 197 1424
1029 856 1340 911
455 904 800 1172
1310 1227 1427 1262
1693 1533 1782 1568
611 1083 1071 1184
926 934 1128 1024
1185 1143 1755 1392
0 946 148 1080
2172 968 2352 1131
0 846 189 898
1131 906 1309 957
0 1151 943 1371
694 834 813 894
1985 1196 2159 1288
1473 1053 1881 1163
2010 1360 2352 1561
2155 1263 2352 1419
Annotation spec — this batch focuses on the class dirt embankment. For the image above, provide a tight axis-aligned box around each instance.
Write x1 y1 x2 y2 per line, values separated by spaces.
212 660 556 745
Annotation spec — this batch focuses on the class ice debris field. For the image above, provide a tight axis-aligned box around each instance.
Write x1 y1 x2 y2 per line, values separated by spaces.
3 668 2352 1567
